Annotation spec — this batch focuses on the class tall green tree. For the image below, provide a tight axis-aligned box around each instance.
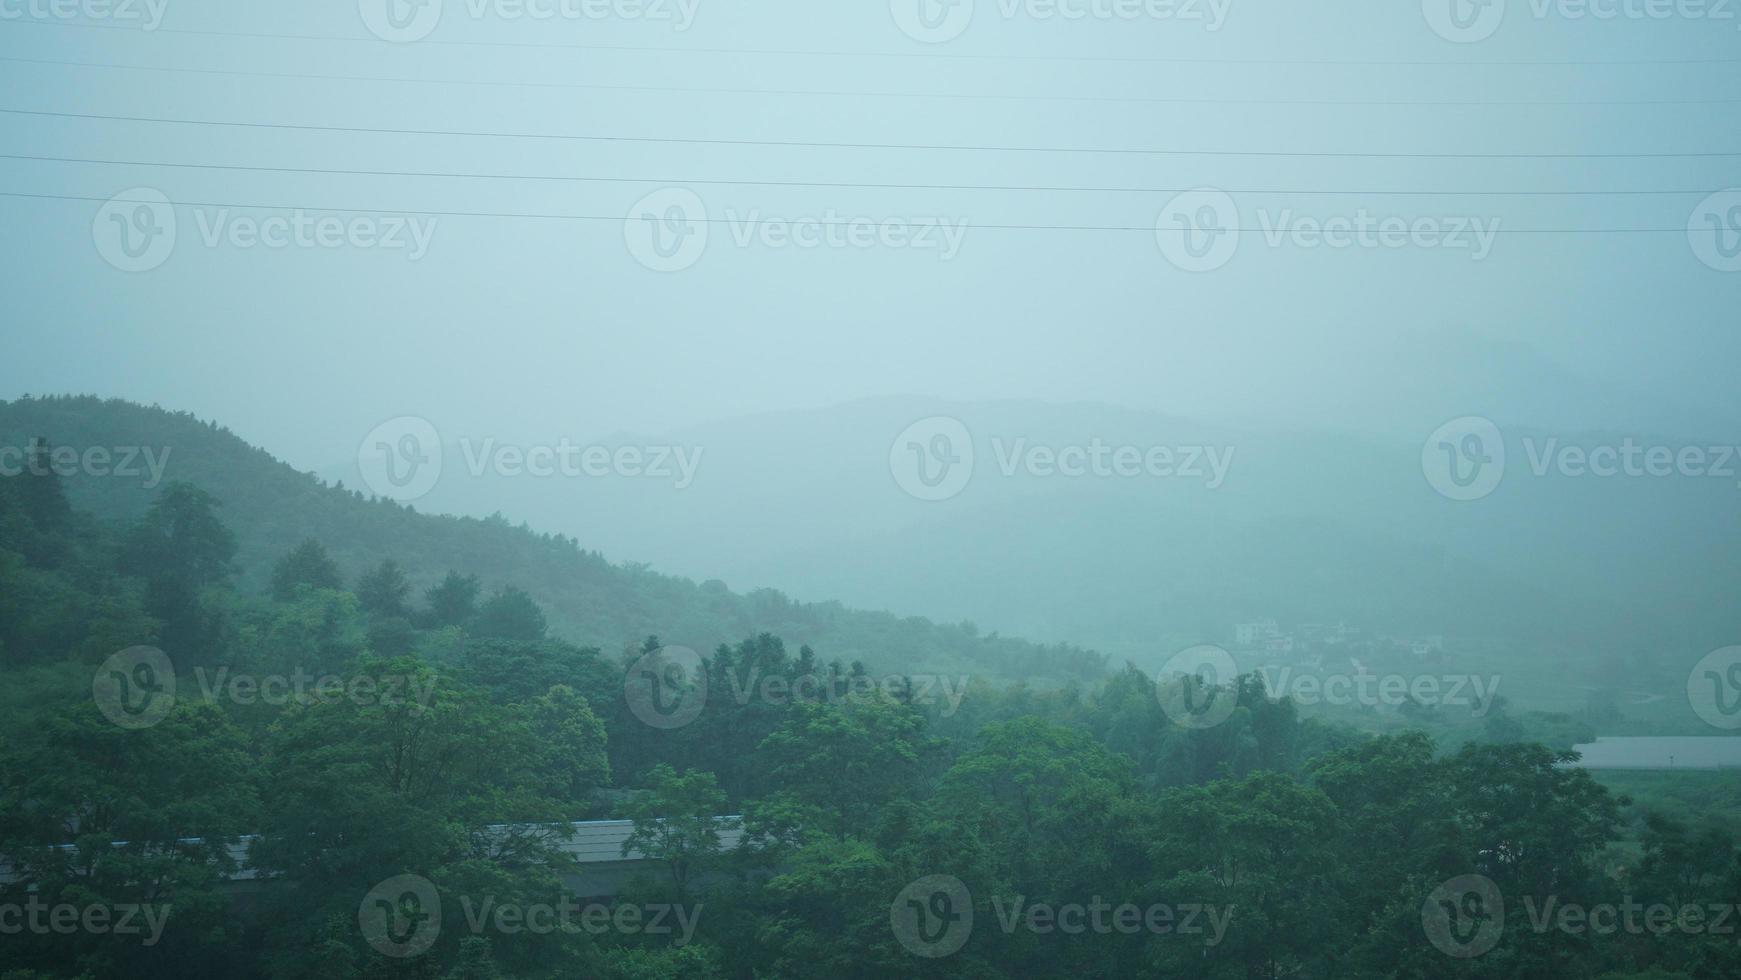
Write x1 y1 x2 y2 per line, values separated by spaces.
425 571 481 628
354 558 410 618
269 539 343 600
623 765 732 897
472 586 547 643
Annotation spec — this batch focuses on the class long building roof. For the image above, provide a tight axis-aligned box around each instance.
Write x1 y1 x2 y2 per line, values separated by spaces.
2 817 746 884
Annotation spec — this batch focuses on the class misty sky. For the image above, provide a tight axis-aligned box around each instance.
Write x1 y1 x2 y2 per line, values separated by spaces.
2 1 1737 470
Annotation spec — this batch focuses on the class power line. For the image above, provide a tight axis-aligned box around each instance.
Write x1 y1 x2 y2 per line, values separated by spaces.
0 191 1695 234
0 153 1716 197
6 55 1739 107
6 108 1737 159
6 18 1741 66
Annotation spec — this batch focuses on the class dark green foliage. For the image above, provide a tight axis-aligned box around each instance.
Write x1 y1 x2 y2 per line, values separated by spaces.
121 482 236 591
426 571 482 628
474 586 548 643
270 539 344 600
0 396 1105 685
0 405 1734 980
355 559 411 618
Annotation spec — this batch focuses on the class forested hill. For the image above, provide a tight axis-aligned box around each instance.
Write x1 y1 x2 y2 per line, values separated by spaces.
0 395 1104 683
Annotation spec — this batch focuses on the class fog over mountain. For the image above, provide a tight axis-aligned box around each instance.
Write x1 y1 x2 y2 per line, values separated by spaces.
4 5 1741 977
315 367 1741 667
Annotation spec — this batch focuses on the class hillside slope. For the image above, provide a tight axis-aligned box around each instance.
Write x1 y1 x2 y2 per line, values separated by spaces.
0 395 1104 682
329 395 1734 662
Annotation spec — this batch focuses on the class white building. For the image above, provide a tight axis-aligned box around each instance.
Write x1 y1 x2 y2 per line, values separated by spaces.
1234 619 1281 647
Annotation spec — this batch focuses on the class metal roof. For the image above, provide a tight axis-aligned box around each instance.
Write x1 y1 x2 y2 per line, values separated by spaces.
1 817 745 884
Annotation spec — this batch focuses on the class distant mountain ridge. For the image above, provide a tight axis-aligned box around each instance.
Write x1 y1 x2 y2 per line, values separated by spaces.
8 391 1735 682
0 395 1106 683
323 393 1739 665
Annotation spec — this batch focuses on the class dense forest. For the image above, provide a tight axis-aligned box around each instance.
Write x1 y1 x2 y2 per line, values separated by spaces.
0 396 1107 687
1 418 1739 979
